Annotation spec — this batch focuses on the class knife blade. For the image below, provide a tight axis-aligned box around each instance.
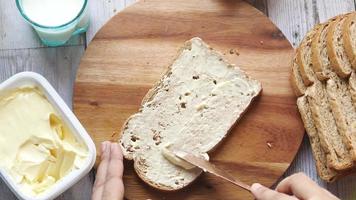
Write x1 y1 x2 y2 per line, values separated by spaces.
173 149 251 192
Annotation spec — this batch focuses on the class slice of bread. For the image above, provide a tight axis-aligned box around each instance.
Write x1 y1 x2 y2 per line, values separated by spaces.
311 22 335 81
326 75 356 160
342 13 356 70
297 96 338 182
119 37 262 190
306 81 353 171
291 55 307 96
327 15 353 78
297 26 319 86
350 72 356 108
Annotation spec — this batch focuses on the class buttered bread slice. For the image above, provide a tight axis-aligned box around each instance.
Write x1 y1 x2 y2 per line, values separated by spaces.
119 37 262 190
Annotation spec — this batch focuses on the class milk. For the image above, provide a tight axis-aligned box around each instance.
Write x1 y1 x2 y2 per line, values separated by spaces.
17 0 89 46
22 0 85 27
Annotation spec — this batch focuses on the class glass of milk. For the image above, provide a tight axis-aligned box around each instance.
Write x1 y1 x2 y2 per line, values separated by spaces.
16 0 89 47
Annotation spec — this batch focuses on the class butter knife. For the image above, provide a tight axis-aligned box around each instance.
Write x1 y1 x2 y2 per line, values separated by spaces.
173 149 251 192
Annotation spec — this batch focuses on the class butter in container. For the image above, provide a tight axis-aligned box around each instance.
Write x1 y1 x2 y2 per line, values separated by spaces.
0 72 96 200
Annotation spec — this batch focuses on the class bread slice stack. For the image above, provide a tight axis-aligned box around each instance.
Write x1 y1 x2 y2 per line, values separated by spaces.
291 12 356 182
119 38 262 190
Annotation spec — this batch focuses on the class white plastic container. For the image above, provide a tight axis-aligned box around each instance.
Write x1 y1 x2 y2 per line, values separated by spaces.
0 72 96 200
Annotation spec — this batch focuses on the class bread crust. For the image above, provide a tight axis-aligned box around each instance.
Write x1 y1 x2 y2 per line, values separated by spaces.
290 55 306 96
342 13 356 70
296 26 319 86
327 15 352 78
133 161 203 191
311 23 329 81
350 72 356 108
311 16 342 81
119 37 262 191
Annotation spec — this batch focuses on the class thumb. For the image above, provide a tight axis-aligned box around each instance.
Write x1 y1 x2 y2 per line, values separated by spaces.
251 183 298 200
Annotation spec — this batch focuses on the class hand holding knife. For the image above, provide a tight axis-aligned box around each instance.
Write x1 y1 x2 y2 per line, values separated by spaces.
172 149 251 192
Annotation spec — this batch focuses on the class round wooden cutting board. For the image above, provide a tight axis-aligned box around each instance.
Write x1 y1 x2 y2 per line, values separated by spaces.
73 0 304 199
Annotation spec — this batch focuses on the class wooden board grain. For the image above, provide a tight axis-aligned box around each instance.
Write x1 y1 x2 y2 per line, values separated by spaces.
73 0 304 199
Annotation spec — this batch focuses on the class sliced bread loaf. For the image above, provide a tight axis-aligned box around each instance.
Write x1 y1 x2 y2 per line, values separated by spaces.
311 22 335 81
297 96 338 181
342 13 356 70
119 37 262 190
297 26 319 85
306 81 353 171
326 75 356 160
327 15 353 78
291 56 307 96
292 12 356 181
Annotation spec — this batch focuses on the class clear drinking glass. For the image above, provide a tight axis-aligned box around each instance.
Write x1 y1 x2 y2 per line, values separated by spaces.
16 0 89 47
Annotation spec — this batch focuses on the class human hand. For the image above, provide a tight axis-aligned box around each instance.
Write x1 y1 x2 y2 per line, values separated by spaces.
251 173 339 200
92 141 125 200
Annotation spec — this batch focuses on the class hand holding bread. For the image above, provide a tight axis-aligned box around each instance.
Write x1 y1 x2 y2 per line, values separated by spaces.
92 142 124 200
91 144 340 200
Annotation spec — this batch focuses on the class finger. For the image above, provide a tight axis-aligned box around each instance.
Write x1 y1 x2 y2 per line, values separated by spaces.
251 183 298 200
276 173 320 199
92 141 111 200
102 143 124 200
